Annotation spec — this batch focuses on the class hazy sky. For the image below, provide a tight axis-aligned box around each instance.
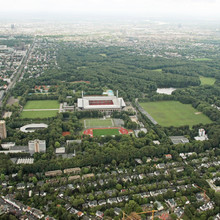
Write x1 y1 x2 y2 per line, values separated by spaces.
1 0 220 19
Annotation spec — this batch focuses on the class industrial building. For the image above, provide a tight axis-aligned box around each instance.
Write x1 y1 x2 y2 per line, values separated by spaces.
77 91 126 114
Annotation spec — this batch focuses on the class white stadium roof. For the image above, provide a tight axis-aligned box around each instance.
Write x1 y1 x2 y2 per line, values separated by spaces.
20 123 48 133
78 96 126 110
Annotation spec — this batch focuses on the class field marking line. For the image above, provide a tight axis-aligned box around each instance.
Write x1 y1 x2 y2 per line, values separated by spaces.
111 118 114 127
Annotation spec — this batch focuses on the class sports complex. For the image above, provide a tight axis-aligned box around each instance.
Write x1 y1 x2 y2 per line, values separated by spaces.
83 127 130 137
82 118 131 137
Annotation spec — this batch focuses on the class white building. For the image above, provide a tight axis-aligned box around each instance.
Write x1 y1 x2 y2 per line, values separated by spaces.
194 129 208 141
20 123 48 133
28 139 46 155
77 91 126 114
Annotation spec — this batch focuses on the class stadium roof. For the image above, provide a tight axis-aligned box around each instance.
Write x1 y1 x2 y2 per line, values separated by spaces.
20 123 48 133
78 96 126 109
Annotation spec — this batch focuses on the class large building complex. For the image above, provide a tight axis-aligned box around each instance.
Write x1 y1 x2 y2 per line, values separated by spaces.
77 91 126 114
28 139 46 155
0 120 7 139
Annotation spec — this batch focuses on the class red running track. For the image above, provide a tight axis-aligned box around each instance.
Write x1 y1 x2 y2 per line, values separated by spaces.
83 127 130 138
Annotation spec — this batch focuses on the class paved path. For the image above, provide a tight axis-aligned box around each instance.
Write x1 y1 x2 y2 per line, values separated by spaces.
136 102 158 125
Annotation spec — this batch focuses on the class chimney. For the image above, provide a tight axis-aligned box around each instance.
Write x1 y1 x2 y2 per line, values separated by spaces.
82 91 84 98
116 90 118 98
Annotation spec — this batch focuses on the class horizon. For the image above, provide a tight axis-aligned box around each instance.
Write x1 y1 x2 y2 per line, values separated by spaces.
1 0 220 22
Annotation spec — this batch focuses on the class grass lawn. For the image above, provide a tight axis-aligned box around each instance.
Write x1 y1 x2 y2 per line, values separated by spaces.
84 118 114 128
93 129 119 136
24 100 59 109
194 58 212 61
139 101 212 127
20 110 58 119
200 76 216 85
152 69 162 72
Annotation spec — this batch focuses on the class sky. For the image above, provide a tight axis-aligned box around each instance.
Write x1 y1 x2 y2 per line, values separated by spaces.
1 0 220 20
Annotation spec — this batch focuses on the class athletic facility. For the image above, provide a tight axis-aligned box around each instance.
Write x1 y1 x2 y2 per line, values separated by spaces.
83 118 124 128
83 127 129 137
139 101 212 127
77 91 126 114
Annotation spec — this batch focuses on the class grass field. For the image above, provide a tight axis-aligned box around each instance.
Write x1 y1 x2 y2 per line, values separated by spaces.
200 76 216 85
152 69 162 72
24 100 59 109
20 110 58 118
84 118 114 128
139 101 212 127
93 129 119 136
194 58 212 61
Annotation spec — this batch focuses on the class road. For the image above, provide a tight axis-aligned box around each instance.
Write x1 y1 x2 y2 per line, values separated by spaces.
7 40 35 91
0 40 35 107
135 102 158 125
0 197 35 220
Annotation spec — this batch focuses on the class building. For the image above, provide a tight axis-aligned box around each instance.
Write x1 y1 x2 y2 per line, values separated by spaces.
169 136 189 145
194 129 208 141
45 170 62 177
0 120 7 139
55 147 65 154
28 139 46 155
63 102 74 112
77 91 126 114
20 123 48 133
1 142 15 150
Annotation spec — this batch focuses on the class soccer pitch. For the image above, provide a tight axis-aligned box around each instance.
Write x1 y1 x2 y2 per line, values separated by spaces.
84 118 114 128
139 101 212 127
24 100 59 109
93 128 119 136
20 110 58 119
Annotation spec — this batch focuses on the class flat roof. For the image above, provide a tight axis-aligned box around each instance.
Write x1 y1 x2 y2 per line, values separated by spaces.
170 136 189 144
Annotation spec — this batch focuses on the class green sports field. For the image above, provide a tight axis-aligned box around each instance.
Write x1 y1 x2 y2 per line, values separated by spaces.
84 118 114 128
20 110 58 119
24 100 59 109
200 76 216 85
194 58 212 61
93 129 119 136
139 101 212 127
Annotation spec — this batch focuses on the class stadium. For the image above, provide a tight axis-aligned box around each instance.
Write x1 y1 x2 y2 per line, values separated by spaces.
20 123 48 133
77 91 126 114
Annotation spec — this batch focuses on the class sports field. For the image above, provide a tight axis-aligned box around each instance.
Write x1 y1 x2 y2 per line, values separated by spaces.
200 76 216 85
24 100 59 109
194 58 212 61
93 128 119 136
139 101 212 127
20 110 58 119
84 118 114 128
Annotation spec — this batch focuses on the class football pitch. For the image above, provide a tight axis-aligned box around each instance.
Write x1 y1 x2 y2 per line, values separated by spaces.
139 101 212 127
24 100 60 109
84 118 114 128
93 128 119 136
20 110 58 119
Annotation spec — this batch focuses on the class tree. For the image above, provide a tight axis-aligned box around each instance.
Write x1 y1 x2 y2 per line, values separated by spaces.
116 184 122 191
55 141 61 148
